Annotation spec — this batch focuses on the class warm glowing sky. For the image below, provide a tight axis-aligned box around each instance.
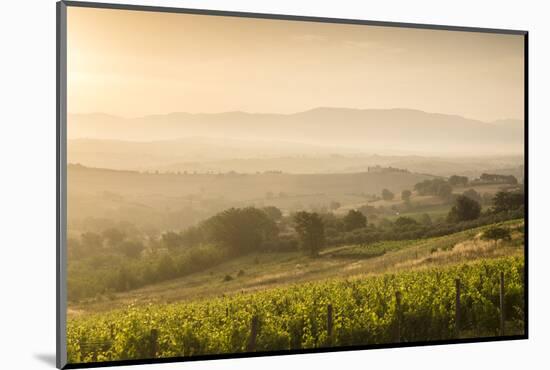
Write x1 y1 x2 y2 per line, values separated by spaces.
67 6 524 121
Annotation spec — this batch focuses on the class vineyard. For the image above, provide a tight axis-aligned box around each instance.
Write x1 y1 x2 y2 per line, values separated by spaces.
67 256 524 364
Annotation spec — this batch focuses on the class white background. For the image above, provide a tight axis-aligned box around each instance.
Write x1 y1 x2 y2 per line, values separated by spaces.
1 0 547 369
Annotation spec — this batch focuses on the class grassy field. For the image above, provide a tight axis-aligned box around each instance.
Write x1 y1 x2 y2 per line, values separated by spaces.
385 203 452 221
68 219 524 317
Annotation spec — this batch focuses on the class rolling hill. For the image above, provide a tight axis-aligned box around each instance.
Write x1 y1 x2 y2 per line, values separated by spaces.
67 164 435 230
68 163 433 200
68 107 524 155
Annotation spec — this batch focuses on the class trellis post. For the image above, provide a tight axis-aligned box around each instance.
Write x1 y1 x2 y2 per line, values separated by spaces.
247 315 259 352
455 278 461 338
327 304 333 346
500 272 505 336
395 291 402 342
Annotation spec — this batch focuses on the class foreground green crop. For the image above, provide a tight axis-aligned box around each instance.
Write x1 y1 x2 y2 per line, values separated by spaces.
67 256 524 364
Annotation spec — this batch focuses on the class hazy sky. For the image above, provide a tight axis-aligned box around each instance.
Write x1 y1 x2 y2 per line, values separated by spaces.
67 7 524 122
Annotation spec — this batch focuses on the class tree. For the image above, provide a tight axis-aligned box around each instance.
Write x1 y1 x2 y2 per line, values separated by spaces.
394 216 418 228
414 179 453 200
116 266 134 291
447 195 481 222
378 218 393 229
262 206 283 221
449 175 469 187
293 211 325 257
418 213 432 226
80 232 104 254
320 213 345 238
180 226 204 248
401 190 412 202
161 231 182 250
156 254 177 280
481 226 511 246
102 228 126 249
119 240 144 259
381 188 395 201
343 209 367 231
482 192 494 205
437 183 453 199
329 201 341 211
202 207 278 255
462 189 482 203
492 191 524 213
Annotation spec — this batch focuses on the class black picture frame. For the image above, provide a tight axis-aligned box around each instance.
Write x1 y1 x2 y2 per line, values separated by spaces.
56 1 529 368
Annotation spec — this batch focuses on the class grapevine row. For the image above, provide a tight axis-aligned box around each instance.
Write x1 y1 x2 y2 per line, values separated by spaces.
67 256 524 364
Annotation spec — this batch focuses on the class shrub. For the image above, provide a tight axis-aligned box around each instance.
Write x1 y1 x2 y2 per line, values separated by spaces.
223 274 233 282
481 227 512 244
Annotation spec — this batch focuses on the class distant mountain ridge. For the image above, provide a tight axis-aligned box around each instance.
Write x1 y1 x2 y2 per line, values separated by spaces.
68 107 524 155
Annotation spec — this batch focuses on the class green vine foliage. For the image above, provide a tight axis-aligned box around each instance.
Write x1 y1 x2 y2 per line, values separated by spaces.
67 256 524 364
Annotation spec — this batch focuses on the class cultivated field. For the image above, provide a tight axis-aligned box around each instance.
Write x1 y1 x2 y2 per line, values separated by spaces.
67 254 524 363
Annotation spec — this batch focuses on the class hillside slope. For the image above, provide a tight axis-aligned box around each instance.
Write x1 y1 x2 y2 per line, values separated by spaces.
68 219 524 316
68 108 524 155
68 164 433 199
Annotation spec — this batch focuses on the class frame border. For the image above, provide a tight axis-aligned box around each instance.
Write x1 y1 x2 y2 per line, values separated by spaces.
57 1 68 369
56 1 529 369
61 0 528 35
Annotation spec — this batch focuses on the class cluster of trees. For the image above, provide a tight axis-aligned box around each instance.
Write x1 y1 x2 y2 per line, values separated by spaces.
156 206 290 254
447 195 481 223
448 173 519 187
202 207 278 255
462 188 482 203
449 175 469 187
68 228 145 260
329 209 523 246
381 189 395 201
409 174 521 206
67 185 525 301
461 188 495 205
493 191 524 213
67 244 227 301
448 189 524 224
413 179 453 199
327 190 524 246
343 210 367 231
294 188 523 255
482 226 512 245
70 187 524 264
479 173 518 184
401 173 523 208
446 189 524 223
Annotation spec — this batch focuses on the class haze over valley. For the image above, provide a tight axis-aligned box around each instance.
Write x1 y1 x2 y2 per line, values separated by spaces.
67 106 524 233
65 6 525 363
69 107 523 154
68 107 524 178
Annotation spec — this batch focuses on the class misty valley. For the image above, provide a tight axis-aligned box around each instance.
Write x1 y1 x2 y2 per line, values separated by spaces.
66 133 525 363
60 7 527 366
